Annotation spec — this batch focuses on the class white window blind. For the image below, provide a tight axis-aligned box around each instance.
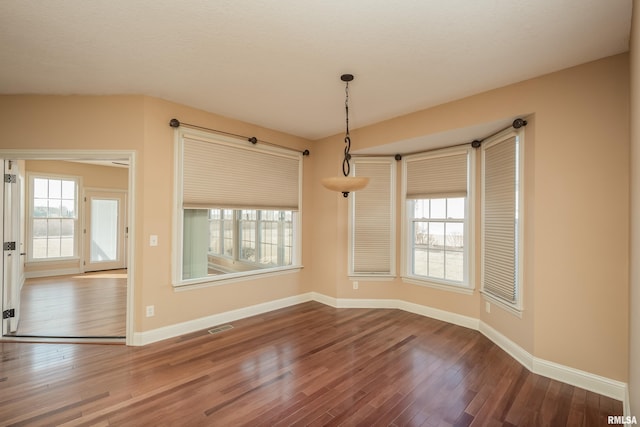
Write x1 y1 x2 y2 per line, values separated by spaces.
482 133 520 306
406 151 468 199
350 158 396 276
182 135 301 211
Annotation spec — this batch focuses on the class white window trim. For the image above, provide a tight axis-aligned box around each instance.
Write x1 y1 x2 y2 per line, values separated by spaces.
400 145 476 293
174 265 302 291
348 157 397 280
480 128 525 315
26 172 82 263
172 127 303 288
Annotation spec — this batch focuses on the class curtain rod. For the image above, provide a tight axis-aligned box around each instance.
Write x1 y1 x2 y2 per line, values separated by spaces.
169 118 310 156
352 118 528 160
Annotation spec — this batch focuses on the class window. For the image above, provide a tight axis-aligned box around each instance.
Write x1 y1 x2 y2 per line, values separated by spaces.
349 158 396 277
239 210 257 262
481 130 524 313
408 198 465 282
174 128 302 286
236 209 293 266
207 209 232 257
185 208 294 278
402 147 474 291
29 175 79 260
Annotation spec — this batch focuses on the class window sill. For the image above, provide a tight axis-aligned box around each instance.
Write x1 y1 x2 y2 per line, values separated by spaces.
402 276 474 295
348 274 396 282
173 265 303 292
481 291 523 318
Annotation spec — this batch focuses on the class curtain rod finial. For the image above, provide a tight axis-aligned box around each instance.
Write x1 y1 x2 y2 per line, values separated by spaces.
169 118 180 128
512 118 527 129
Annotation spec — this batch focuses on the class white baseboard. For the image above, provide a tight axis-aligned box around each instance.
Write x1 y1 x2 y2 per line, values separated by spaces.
132 293 314 346
479 321 533 371
309 292 338 307
24 268 82 279
533 357 627 402
316 294 625 402
309 293 479 330
132 291 627 404
398 300 480 330
479 321 626 401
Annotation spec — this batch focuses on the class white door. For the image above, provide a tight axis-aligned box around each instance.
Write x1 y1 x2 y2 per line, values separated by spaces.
2 160 23 334
84 190 127 272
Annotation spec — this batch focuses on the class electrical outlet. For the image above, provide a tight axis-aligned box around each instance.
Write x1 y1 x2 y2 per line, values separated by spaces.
353 281 359 290
149 235 158 247
485 302 491 313
146 305 155 317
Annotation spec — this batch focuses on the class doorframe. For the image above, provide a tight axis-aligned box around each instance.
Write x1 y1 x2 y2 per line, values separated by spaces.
0 149 136 345
1 159 24 334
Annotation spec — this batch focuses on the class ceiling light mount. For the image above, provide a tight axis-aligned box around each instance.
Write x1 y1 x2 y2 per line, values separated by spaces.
341 73 354 83
321 73 369 197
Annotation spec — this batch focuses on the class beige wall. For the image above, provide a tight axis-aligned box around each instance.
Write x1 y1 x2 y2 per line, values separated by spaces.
312 54 629 382
0 53 630 385
0 95 145 284
629 0 639 414
23 160 128 275
25 160 129 189
0 95 314 333
136 96 313 330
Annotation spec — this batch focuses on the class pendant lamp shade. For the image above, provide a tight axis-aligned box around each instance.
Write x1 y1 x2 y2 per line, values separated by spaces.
321 176 369 194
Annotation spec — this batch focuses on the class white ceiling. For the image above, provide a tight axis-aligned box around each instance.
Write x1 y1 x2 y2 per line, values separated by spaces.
0 0 632 144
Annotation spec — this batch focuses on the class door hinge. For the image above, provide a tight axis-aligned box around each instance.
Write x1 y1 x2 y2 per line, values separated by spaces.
3 309 15 319
3 242 16 251
4 174 16 183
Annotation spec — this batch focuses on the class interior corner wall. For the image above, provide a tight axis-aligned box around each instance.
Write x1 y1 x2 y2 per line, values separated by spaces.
310 137 343 298
311 53 630 382
629 0 640 414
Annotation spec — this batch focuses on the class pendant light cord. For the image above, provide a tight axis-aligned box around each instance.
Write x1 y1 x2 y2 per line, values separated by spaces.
343 80 352 177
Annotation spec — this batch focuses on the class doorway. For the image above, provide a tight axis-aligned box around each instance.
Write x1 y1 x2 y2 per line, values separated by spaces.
0 151 135 344
84 189 127 272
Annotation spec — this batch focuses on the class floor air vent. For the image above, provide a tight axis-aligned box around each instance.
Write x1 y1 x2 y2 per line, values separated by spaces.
208 324 233 335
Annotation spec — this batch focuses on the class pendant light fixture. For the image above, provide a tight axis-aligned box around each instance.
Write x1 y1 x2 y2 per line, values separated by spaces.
321 74 369 197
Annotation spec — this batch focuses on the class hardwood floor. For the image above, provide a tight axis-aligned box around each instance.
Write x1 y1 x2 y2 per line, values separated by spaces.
12 270 126 338
0 302 622 426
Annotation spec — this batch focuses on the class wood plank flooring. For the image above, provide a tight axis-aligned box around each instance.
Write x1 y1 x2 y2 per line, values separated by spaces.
12 270 126 338
0 302 622 426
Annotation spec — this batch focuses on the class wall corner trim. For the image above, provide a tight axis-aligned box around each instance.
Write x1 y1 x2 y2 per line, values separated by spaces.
131 291 627 404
